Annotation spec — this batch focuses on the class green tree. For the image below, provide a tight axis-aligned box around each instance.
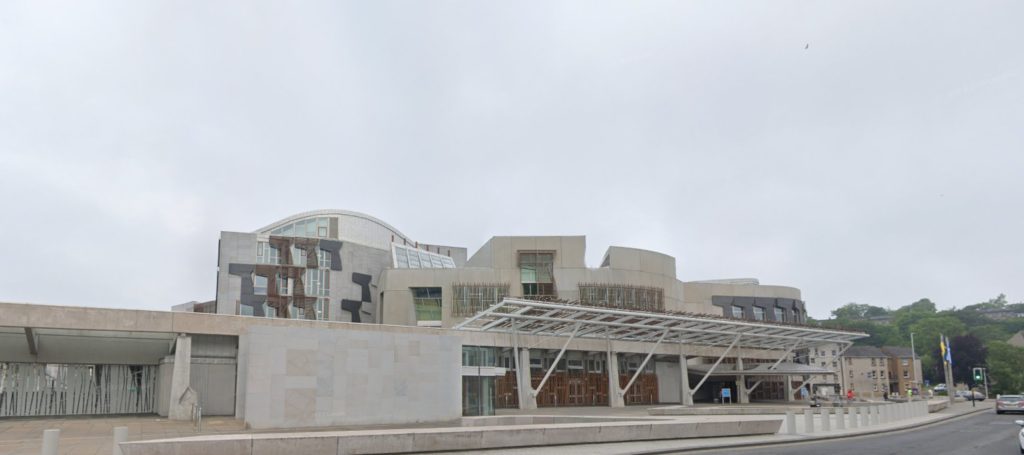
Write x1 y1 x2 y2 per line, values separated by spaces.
891 298 939 340
831 303 890 321
987 341 1024 395
909 315 966 359
949 334 987 384
818 319 903 347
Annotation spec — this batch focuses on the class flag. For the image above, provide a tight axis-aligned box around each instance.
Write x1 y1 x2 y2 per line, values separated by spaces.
944 336 953 365
940 335 947 365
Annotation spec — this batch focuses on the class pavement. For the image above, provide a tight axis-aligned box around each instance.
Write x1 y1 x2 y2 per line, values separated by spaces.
433 400 994 454
0 400 991 455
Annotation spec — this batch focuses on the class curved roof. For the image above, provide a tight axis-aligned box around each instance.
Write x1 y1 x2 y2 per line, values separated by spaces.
254 210 408 238
253 210 417 251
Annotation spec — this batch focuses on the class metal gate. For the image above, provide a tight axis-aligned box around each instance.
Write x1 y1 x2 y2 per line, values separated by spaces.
0 363 157 417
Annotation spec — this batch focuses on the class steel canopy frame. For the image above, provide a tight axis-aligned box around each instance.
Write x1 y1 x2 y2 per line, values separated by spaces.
454 298 867 351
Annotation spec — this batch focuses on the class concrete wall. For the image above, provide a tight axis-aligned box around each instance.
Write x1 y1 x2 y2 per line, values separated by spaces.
655 360 682 404
216 232 258 315
238 325 461 429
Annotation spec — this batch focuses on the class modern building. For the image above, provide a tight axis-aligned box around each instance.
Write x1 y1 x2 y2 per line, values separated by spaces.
0 210 866 426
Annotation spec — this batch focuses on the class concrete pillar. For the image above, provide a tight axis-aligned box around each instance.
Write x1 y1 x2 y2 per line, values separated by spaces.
679 354 693 406
836 407 846 430
821 407 831 431
870 405 879 425
860 407 869 427
168 334 193 421
517 348 537 410
850 407 859 428
113 426 128 455
607 350 624 408
803 409 814 433
786 411 797 435
736 356 749 404
785 375 794 402
42 429 60 455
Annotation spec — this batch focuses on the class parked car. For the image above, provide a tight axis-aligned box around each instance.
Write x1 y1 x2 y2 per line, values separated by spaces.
997 395 1024 414
955 390 985 401
934 384 947 393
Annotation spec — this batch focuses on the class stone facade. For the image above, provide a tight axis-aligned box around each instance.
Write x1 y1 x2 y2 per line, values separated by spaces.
237 325 461 429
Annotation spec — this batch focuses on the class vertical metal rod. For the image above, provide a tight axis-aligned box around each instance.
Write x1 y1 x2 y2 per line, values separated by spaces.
621 329 670 396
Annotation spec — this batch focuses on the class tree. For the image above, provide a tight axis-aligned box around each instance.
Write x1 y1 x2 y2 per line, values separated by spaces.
961 294 1008 312
986 342 1024 395
831 303 890 321
891 298 939 340
818 319 903 347
910 315 966 359
948 334 987 384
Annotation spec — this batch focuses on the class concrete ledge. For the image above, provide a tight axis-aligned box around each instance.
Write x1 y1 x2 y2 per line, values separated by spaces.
120 417 783 455
927 399 950 413
649 404 876 416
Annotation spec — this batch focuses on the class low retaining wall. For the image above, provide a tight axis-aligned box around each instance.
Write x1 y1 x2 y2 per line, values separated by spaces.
120 417 783 455
927 399 950 413
649 403 877 416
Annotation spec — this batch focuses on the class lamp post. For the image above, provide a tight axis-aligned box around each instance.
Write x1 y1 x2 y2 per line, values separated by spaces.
909 332 918 393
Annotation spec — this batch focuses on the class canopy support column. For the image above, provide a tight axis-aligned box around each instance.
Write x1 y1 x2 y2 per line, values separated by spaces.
679 344 693 406
747 341 801 394
532 323 581 397
689 334 742 400
620 329 669 397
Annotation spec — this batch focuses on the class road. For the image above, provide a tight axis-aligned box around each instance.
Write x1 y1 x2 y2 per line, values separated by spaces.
684 410 1021 455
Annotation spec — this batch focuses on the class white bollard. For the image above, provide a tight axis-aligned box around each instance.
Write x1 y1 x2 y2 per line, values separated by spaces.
804 409 814 434
837 407 846 430
851 407 859 428
871 405 880 425
42 429 60 455
786 411 797 435
821 407 831 431
113 426 128 455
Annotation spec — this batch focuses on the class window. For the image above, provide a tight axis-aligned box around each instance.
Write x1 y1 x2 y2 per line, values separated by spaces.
269 216 331 238
412 287 442 323
849 370 854 378
752 306 766 321
276 274 290 295
519 252 555 296
774 307 785 321
254 275 268 295
846 358 852 365
731 305 744 318
291 245 307 266
567 359 584 370
318 249 331 268
578 284 664 312
256 242 280 264
871 358 876 366
903 370 909 379
453 284 509 316
832 350 837 356
901 359 909 366
392 244 456 269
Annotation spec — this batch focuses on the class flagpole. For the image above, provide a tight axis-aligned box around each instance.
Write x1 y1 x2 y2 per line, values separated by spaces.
943 335 954 405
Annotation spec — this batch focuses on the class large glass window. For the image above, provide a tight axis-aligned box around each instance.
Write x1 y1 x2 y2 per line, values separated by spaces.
392 244 456 269
752 306 766 321
774 307 785 322
731 305 744 318
519 252 555 296
412 287 442 323
453 284 509 316
253 275 268 295
269 216 331 238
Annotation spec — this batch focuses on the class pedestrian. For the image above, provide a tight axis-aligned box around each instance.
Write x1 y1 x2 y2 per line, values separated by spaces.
847 389 854 402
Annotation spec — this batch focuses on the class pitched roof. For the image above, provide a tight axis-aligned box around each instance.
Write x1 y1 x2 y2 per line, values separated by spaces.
1008 331 1024 348
844 345 887 357
880 346 915 358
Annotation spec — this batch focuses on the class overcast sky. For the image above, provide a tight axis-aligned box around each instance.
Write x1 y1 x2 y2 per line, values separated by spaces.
1 1 1022 319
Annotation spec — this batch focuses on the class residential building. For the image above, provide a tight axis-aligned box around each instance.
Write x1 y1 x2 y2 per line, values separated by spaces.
880 346 923 395
842 346 891 399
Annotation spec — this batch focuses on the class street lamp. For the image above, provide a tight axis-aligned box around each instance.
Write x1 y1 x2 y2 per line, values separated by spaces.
910 332 921 394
